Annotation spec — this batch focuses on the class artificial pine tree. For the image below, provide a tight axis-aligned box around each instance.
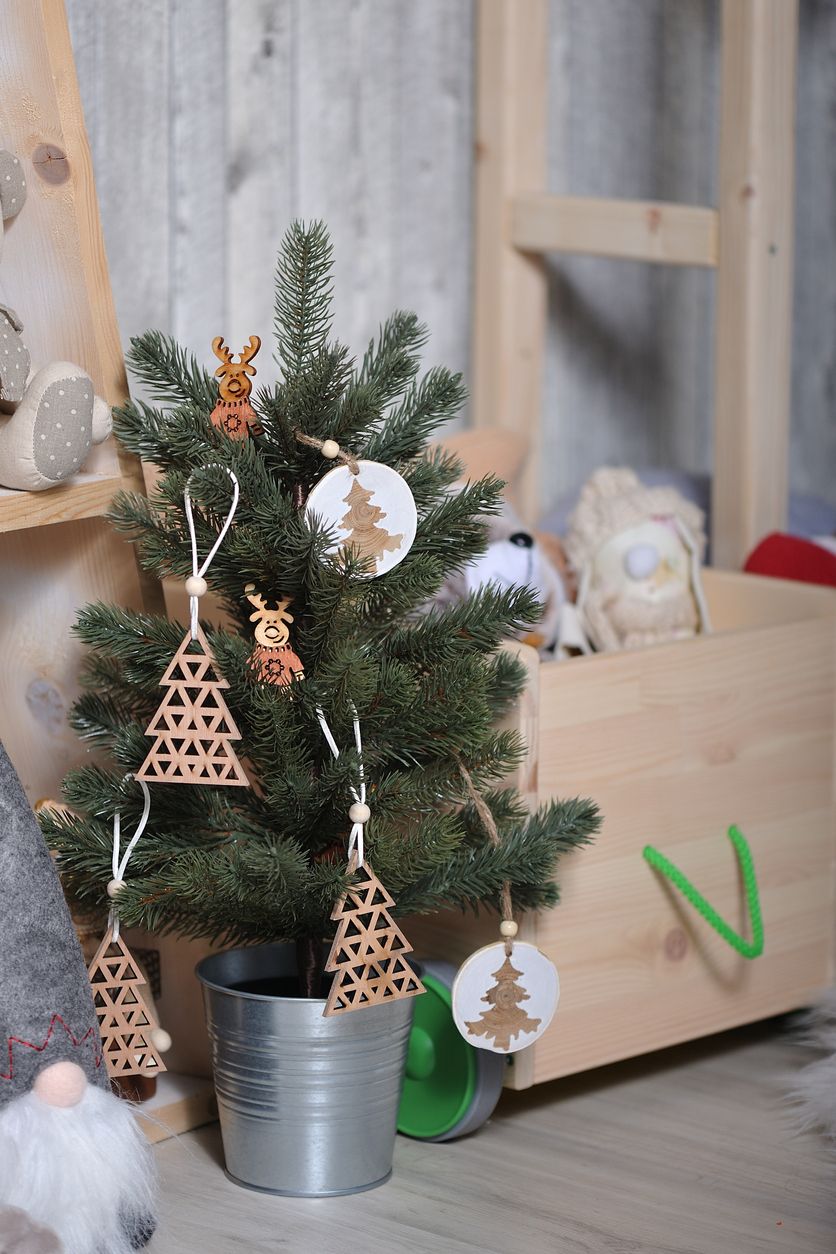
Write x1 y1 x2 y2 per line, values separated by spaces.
43 222 599 996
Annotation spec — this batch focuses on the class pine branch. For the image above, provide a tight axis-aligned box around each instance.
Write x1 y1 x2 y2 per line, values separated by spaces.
274 221 334 381
126 331 218 410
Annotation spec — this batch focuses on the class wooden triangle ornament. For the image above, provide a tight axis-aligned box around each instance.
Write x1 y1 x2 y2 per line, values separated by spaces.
136 625 249 786
323 858 425 1016
87 929 167 1079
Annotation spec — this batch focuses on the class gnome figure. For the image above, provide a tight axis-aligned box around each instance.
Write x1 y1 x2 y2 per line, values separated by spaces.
0 744 157 1253
566 467 710 653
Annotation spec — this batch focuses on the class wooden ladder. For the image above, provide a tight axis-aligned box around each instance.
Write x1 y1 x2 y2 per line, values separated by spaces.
472 0 798 569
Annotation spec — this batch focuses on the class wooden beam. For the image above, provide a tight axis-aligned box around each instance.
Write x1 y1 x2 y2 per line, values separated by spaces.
712 0 798 568
471 0 548 522
512 194 719 267
0 473 124 535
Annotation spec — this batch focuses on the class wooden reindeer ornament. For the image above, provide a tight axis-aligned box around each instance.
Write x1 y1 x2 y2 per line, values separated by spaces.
244 583 305 686
210 335 262 439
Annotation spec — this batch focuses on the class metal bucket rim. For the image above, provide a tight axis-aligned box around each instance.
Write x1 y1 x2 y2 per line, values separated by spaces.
196 942 330 1005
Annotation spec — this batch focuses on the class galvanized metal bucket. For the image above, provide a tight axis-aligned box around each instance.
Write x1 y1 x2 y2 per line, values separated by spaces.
196 943 415 1196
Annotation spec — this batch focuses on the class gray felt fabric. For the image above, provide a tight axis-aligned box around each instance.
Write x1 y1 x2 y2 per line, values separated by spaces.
0 1207 63 1253
0 151 27 222
0 307 30 408
0 743 106 1105
31 374 94 480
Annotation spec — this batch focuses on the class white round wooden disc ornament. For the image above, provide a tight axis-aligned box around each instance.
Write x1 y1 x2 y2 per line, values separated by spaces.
451 941 559 1054
304 459 417 578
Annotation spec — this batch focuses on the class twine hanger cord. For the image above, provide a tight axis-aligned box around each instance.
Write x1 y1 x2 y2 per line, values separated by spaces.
316 703 367 867
456 756 515 954
184 464 240 639
109 774 151 942
294 428 360 476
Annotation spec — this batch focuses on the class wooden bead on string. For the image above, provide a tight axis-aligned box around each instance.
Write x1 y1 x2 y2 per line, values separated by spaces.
500 919 518 939
321 439 340 459
106 878 124 898
150 1027 173 1054
348 801 370 824
185 574 208 598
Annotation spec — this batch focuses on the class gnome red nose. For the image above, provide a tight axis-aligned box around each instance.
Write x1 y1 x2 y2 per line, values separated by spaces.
33 1062 88 1109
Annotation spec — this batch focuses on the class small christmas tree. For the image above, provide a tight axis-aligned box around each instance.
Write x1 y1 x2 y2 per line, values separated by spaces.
325 860 423 1015
88 931 166 1077
464 954 541 1052
43 222 599 996
339 478 403 567
136 626 248 786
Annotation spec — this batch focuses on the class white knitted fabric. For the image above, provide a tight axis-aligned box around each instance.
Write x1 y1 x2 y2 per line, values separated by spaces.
565 467 707 572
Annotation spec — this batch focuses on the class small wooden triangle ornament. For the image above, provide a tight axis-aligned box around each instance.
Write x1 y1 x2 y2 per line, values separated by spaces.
137 625 249 786
87 929 167 1079
323 857 425 1016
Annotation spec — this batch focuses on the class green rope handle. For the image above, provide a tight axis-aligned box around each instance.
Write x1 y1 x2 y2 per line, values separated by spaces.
642 825 764 959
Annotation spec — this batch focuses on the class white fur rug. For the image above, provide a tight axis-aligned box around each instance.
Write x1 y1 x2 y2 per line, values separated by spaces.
791 989 836 1146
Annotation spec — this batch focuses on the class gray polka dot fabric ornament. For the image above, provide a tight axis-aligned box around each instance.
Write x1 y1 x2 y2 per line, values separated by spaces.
0 150 112 492
0 742 157 1253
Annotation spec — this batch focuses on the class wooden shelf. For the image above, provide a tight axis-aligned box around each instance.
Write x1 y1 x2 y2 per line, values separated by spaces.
0 469 123 534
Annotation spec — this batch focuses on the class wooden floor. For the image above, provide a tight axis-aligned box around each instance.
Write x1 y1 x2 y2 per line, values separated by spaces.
150 1020 835 1253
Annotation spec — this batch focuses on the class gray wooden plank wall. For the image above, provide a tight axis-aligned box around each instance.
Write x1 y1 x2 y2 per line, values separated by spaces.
66 0 836 519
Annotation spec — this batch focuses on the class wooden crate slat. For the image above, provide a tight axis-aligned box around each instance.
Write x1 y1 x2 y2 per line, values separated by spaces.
471 0 548 521
712 0 798 568
511 194 719 268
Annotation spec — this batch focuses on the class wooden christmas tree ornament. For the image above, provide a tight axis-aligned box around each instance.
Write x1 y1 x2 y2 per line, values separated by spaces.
244 583 304 686
87 928 167 1079
324 856 425 1016
137 625 249 786
304 459 418 578
87 773 171 1080
451 940 559 1054
210 335 262 439
449 759 560 1053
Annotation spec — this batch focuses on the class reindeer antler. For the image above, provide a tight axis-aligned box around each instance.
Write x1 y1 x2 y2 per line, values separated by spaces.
212 336 234 367
239 335 261 370
244 583 293 623
244 582 268 619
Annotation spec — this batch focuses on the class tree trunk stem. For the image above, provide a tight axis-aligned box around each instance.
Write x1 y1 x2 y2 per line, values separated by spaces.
296 936 324 998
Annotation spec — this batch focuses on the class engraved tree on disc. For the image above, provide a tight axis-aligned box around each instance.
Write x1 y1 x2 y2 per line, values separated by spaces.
136 625 249 786
324 859 425 1016
87 929 166 1079
465 953 541 1051
339 478 403 570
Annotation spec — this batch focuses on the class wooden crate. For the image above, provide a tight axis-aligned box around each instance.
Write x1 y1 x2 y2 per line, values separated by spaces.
409 569 836 1089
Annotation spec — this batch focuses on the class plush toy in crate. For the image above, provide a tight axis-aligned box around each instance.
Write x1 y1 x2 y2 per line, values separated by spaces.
566 467 711 652
0 150 111 491
434 499 575 655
